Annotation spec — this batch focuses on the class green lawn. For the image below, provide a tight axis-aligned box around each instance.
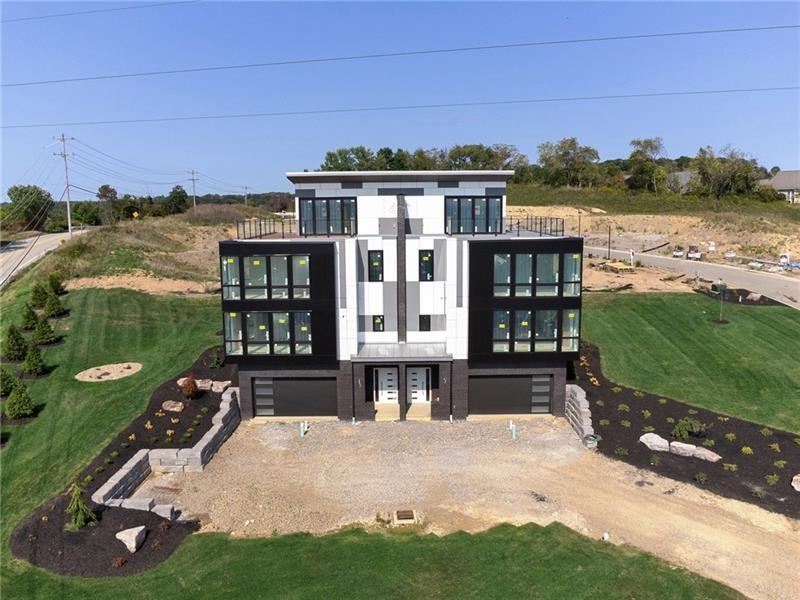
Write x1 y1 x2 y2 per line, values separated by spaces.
0 284 741 597
583 292 800 433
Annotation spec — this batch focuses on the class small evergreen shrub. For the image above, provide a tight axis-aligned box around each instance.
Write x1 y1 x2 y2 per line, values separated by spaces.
694 472 708 485
2 325 28 361
32 317 57 345
48 272 66 295
21 303 39 330
0 367 17 397
670 417 707 440
614 447 629 456
31 283 49 308
64 483 97 531
43 294 66 318
21 345 46 376
205 346 224 369
649 455 661 466
4 384 34 419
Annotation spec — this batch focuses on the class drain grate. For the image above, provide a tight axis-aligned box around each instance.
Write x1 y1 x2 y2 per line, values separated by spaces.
394 509 416 524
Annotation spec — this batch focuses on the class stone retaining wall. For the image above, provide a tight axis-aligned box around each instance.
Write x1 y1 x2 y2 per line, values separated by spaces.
565 384 594 446
149 388 240 474
90 388 240 520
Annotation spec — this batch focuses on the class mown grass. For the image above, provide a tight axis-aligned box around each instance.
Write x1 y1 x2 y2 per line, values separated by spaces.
583 292 800 433
508 184 800 223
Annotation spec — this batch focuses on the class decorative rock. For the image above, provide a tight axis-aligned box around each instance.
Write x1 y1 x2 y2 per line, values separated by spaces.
197 379 213 391
639 433 670 452
176 377 188 387
115 526 146 553
746 292 762 302
211 380 231 394
669 441 696 457
162 400 185 412
692 446 722 462
792 474 800 493
153 504 177 520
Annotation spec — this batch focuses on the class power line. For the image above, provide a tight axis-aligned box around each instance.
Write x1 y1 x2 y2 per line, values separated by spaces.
3 24 796 88
71 154 187 185
72 138 185 176
3 86 797 129
1 1 200 24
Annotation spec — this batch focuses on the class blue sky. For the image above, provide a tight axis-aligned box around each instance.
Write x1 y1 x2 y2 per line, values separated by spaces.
2 1 798 199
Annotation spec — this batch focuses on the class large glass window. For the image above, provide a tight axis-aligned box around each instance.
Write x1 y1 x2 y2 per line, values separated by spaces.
563 253 582 297
473 197 487 233
272 312 291 354
535 310 558 352
244 256 268 299
515 254 533 297
419 250 434 281
294 311 312 354
270 256 289 299
224 311 243 355
488 197 502 232
246 312 270 354
493 254 511 297
299 198 356 236
514 310 532 352
445 198 458 233
221 256 240 300
299 200 314 235
492 310 510 352
368 250 383 282
536 254 559 297
329 199 342 235
445 196 504 234
459 197 473 233
292 255 311 298
562 310 580 352
419 315 431 331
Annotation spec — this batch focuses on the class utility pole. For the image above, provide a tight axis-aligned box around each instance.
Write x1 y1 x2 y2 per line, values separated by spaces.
189 169 198 207
54 133 74 239
244 186 249 206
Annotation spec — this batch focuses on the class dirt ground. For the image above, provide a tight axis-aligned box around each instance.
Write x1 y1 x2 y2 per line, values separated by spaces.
582 261 695 293
137 420 800 600
66 270 217 296
74 362 142 382
508 205 800 261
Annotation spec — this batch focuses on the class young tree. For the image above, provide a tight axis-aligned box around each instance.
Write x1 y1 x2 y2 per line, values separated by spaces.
166 185 189 214
32 317 57 345
22 344 46 376
0 367 17 397
21 303 39 330
537 138 600 188
44 294 67 318
4 383 34 419
4 185 53 228
627 137 667 193
690 145 762 199
31 282 50 308
48 272 67 296
2 325 28 361
65 483 97 531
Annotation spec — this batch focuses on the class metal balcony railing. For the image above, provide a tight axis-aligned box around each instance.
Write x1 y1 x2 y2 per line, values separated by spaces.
236 217 357 240
445 216 565 237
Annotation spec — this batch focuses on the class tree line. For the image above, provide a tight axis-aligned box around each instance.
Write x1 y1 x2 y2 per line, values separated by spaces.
319 140 785 201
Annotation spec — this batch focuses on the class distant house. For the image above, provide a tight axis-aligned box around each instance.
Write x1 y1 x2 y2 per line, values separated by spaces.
760 170 800 204
667 170 695 194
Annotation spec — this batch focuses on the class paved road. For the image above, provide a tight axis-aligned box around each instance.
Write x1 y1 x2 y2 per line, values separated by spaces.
0 230 87 289
585 246 800 310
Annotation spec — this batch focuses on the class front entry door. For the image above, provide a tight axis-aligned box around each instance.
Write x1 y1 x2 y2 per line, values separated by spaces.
375 368 399 403
407 367 430 404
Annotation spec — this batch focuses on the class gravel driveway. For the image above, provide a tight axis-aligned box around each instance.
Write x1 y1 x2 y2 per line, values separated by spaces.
137 418 800 600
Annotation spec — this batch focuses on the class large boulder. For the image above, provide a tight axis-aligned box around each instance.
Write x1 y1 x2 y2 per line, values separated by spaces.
639 433 669 452
211 380 231 394
115 526 146 553
162 400 185 413
792 474 800 493
692 446 722 462
196 379 213 391
669 441 696 457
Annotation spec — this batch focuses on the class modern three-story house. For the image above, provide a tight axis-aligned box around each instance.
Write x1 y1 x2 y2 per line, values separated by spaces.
219 170 582 421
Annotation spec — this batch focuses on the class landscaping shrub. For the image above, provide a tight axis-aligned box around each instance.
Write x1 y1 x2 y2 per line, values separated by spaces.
741 446 753 455
21 345 46 376
43 293 67 318
614 447 629 456
48 272 67 295
641 409 651 419
64 483 97 531
649 455 661 466
0 367 17 397
20 303 39 330
30 283 50 308
724 432 736 442
694 472 708 485
722 463 738 472
179 374 198 399
764 474 780 486
773 460 787 469
31 317 57 345
205 346 224 369
769 443 781 453
4 384 34 419
617 403 630 413
670 417 707 440
702 439 715 447
2 325 28 361
759 427 773 437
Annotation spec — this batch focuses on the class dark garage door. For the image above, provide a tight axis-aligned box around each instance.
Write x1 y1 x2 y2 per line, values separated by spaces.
253 378 338 416
468 375 552 414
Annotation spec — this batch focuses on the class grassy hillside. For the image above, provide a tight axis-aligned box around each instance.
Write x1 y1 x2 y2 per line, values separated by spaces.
583 293 800 433
508 184 800 222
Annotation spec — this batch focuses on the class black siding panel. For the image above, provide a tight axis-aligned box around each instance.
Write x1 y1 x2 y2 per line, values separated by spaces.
468 376 531 413
274 378 338 416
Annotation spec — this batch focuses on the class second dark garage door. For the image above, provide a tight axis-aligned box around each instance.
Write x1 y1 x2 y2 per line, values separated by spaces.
253 377 337 416
468 375 552 414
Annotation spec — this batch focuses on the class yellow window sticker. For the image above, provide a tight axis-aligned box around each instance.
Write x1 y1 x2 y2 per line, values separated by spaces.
521 321 528 326
278 318 286 324
372 261 380 266
422 256 429 261
228 312 237 317
572 254 580 259
226 258 234 263
300 326 308 332
258 325 266 330
498 323 506 329
568 313 575 318
252 259 261 265
299 259 307 265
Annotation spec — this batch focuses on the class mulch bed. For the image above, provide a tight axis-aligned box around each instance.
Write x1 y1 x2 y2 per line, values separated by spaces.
579 342 800 519
11 346 238 577
695 287 785 307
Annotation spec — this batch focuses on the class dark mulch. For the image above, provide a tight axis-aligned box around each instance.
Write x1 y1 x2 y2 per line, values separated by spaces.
1 430 9 448
579 343 800 519
11 346 237 577
695 287 785 307
10 493 199 577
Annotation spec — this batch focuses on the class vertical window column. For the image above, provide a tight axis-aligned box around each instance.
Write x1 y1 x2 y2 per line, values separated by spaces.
368 250 384 282
492 310 510 352
244 256 268 299
419 250 434 281
563 253 582 297
535 254 559 296
221 256 241 299
562 310 580 352
224 311 243 355
493 253 511 296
